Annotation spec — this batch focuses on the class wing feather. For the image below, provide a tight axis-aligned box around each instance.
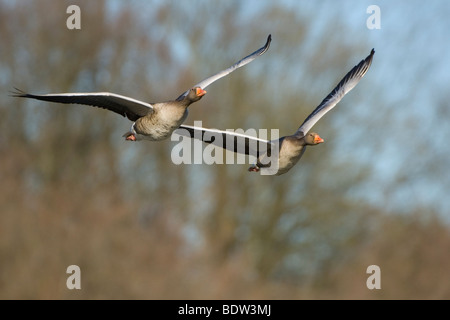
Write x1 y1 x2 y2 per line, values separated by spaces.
11 88 153 122
297 49 375 135
176 35 271 101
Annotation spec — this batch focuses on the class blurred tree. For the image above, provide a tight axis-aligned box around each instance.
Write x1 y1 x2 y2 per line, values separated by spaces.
0 0 449 299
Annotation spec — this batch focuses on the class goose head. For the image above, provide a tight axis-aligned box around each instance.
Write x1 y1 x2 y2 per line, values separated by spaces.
304 132 324 145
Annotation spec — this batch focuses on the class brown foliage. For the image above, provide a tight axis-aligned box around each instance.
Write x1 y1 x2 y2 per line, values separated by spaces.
1 1 449 299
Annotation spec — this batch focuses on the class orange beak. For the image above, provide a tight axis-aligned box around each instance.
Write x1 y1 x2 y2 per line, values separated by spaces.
314 135 324 144
196 88 207 97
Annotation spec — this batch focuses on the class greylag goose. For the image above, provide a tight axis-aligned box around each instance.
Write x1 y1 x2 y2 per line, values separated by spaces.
12 35 272 141
175 49 375 175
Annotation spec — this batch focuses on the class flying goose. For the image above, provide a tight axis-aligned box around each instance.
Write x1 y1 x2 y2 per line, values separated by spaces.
12 35 272 141
175 49 375 175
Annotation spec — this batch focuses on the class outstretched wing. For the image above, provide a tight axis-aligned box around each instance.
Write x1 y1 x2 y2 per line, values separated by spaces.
175 124 273 158
176 34 272 101
11 88 153 122
296 48 375 136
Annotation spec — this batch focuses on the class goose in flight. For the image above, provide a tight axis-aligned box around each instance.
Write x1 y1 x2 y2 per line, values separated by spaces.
175 49 375 175
12 35 272 141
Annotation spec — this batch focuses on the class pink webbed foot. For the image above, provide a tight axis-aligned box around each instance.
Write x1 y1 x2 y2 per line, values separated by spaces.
125 134 137 141
248 166 260 172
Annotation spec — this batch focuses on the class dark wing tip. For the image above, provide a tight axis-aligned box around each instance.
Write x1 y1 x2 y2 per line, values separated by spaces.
259 34 272 55
362 48 375 71
367 48 375 64
9 87 28 97
352 48 375 79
